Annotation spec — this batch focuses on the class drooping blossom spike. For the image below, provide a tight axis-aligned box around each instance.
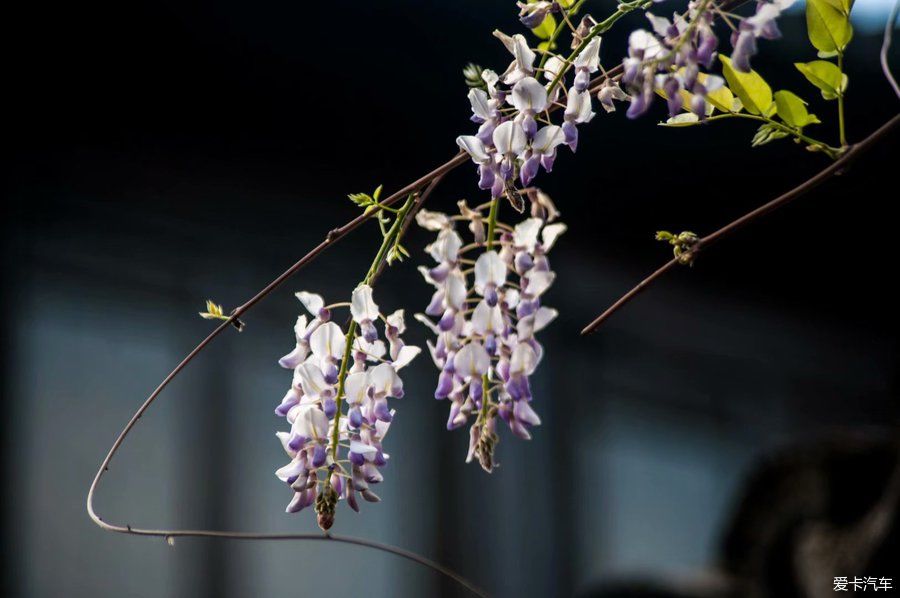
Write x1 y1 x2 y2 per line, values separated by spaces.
415 194 565 472
273 287 418 527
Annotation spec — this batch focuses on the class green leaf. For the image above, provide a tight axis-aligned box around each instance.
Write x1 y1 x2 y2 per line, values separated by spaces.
806 0 853 53
773 90 821 128
531 13 557 40
719 55 773 115
751 123 790 147
794 60 847 100
348 192 373 207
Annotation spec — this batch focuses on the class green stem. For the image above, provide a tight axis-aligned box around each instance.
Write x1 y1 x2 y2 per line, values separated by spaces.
546 0 654 97
477 198 501 426
328 196 416 464
837 52 847 147
485 198 500 252
706 112 842 159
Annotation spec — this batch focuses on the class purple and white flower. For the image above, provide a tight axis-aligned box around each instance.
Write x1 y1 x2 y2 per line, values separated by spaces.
274 285 419 528
416 192 565 472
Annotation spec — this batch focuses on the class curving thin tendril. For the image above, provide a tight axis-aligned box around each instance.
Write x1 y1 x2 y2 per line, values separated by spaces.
882 0 900 99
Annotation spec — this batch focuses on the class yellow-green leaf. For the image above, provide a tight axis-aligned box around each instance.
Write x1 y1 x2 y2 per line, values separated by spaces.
773 90 821 128
719 55 773 115
531 13 557 40
706 84 736 113
806 0 853 53
794 60 847 100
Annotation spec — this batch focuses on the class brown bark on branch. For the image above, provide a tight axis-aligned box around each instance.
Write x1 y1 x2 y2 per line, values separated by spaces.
581 113 900 336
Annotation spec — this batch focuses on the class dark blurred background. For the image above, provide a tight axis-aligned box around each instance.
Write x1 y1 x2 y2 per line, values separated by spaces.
3 0 899 596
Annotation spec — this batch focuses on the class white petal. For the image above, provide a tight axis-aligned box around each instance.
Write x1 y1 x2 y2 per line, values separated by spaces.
493 31 535 78
532 306 558 332
445 271 468 311
311 322 346 360
645 13 671 38
415 209 451 231
367 362 402 397
275 458 305 482
503 288 521 308
456 135 491 164
510 77 548 113
386 309 406 333
350 440 378 455
453 343 491 378
628 29 662 59
704 75 725 93
525 270 556 297
392 345 421 370
565 88 595 124
427 229 463 263
514 218 543 252
353 336 386 360
492 120 527 156
543 56 566 82
293 314 309 340
295 291 324 316
344 371 369 405
471 300 504 335
295 362 330 399
532 125 566 155
541 222 567 251
295 405 329 440
468 88 493 120
474 251 507 291
482 69 500 94
573 37 601 72
510 342 537 376
350 284 379 323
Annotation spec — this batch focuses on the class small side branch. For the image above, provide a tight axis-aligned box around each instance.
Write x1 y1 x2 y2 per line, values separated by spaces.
581 113 900 336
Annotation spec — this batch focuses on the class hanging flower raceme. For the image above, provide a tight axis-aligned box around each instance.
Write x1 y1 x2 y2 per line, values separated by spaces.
274 285 420 530
415 191 566 472
620 0 794 120
456 28 609 203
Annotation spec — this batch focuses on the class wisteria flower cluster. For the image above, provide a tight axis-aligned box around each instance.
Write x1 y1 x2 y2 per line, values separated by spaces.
623 0 795 119
457 30 610 199
274 285 419 529
414 191 566 472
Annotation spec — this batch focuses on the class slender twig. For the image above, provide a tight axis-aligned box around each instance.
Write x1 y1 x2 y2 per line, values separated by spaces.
369 175 445 286
581 113 900 335
882 0 900 100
